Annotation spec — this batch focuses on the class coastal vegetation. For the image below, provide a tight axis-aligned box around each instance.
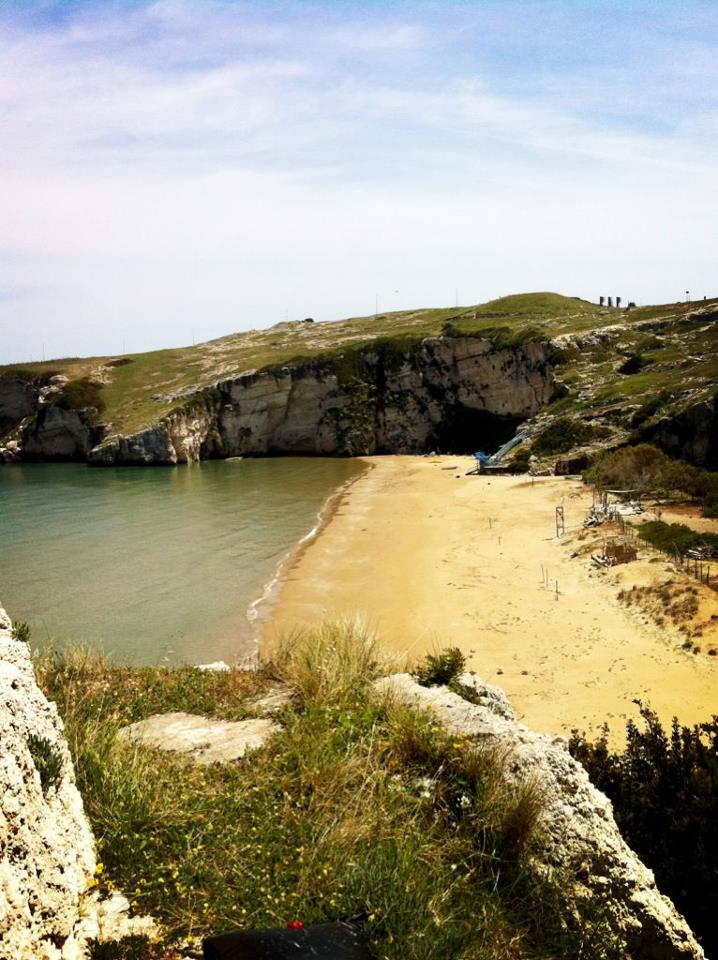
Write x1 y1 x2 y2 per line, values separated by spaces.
570 705 718 957
55 377 106 417
531 417 611 456
586 445 718 517
37 625 621 959
635 520 718 558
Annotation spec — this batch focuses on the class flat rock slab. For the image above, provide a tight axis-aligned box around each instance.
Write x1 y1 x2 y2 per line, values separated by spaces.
119 712 279 764
249 686 293 716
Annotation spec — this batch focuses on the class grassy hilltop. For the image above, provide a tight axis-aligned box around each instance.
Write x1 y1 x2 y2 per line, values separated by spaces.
2 291 717 450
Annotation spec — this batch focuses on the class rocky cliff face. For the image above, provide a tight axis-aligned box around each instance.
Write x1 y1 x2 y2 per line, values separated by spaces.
0 605 96 958
0 606 155 959
0 379 36 435
637 393 718 470
375 673 706 960
88 336 559 465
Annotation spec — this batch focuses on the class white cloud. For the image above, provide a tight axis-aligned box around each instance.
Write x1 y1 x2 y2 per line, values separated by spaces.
1 0 717 362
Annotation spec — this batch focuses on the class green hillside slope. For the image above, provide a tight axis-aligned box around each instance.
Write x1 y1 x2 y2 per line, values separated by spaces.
2 292 717 463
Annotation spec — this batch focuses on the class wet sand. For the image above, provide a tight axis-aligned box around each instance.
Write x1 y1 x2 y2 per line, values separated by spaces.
267 456 718 741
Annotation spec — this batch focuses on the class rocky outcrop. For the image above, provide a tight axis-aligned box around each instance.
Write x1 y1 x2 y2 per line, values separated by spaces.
636 392 718 470
374 673 705 960
118 712 280 764
89 336 559 465
0 605 155 958
0 604 96 958
21 406 97 461
0 378 36 435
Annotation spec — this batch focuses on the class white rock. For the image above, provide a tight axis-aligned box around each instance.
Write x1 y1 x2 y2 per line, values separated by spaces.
374 673 705 960
0 603 156 959
0 605 95 958
119 712 280 764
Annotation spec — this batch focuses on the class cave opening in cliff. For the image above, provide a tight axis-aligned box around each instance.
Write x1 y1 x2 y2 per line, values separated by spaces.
430 407 524 456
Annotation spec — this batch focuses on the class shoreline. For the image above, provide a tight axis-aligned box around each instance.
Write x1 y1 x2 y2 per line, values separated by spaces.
266 455 718 741
244 460 372 658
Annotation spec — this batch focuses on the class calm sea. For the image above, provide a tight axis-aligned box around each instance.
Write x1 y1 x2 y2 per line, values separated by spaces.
0 458 364 665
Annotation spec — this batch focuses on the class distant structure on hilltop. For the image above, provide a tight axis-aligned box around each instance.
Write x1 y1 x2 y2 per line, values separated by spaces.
599 295 624 308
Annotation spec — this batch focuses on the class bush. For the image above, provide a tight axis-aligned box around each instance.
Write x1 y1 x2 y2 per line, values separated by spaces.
27 734 63 793
55 378 106 415
570 705 718 956
532 417 611 456
11 621 31 643
636 520 718 558
441 321 461 338
586 443 718 506
414 647 466 686
618 353 649 375
509 445 532 473
105 358 134 368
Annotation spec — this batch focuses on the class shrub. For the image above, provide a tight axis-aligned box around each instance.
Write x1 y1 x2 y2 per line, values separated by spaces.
11 620 31 643
27 734 63 793
569 705 718 956
482 324 546 350
586 443 718 507
105 358 135 368
441 321 461 338
532 417 611 456
618 353 649 375
414 647 466 686
55 378 106 415
509 445 532 473
636 520 718 558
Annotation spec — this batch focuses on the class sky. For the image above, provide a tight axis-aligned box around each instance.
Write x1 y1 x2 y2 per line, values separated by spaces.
1 0 717 363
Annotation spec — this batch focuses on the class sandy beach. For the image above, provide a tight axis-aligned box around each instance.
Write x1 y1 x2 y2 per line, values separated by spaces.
267 456 718 740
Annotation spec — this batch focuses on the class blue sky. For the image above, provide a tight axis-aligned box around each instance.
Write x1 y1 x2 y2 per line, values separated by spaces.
1 0 717 362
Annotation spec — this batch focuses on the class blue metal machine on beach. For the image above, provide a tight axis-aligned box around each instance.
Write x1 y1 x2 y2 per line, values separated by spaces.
469 429 531 473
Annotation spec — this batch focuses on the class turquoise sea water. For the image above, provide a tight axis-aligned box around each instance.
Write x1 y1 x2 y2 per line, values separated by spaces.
0 459 364 665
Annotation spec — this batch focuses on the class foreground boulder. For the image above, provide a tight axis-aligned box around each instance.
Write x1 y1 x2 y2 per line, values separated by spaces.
0 606 154 959
119 711 280 764
374 673 705 960
0 606 96 958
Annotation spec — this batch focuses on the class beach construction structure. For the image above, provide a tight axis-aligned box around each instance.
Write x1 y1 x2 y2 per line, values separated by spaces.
469 429 531 474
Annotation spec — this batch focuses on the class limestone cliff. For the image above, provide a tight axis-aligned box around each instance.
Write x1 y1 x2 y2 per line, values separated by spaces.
0 606 154 959
88 336 558 465
0 605 97 958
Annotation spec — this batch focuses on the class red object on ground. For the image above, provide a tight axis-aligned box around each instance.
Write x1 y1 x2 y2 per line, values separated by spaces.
286 921 305 929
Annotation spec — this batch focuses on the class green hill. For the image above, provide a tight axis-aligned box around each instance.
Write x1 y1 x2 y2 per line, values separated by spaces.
1 291 717 468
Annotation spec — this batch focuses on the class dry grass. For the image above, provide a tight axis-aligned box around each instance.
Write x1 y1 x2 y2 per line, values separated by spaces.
39 624 620 959
262 618 402 708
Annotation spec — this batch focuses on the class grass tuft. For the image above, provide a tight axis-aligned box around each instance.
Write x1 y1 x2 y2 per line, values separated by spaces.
262 619 392 709
413 647 466 687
